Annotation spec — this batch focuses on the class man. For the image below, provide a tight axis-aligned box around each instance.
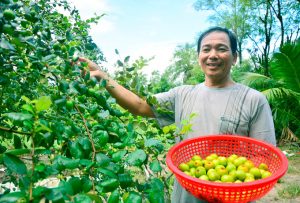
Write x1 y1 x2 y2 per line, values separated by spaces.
80 26 276 202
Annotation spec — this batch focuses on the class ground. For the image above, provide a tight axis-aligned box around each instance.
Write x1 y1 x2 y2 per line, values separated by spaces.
257 147 300 203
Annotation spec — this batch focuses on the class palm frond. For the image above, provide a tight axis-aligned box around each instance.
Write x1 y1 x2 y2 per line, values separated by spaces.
270 41 300 93
262 87 300 102
239 72 277 91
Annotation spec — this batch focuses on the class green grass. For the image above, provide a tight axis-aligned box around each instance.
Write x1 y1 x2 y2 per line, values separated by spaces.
278 183 300 199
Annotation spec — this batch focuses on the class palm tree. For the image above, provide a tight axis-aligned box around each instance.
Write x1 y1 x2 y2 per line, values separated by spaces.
240 40 300 143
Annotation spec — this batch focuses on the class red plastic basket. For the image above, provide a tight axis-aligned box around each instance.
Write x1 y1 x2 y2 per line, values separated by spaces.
166 135 288 203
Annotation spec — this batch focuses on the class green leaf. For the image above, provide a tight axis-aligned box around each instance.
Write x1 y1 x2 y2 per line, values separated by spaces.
85 194 103 203
145 138 161 147
115 49 119 55
95 153 110 167
3 153 27 175
13 135 22 149
124 192 142 203
97 167 118 179
100 178 119 192
150 159 162 173
0 192 27 203
0 38 15 50
124 56 130 63
271 41 300 93
68 176 82 195
117 60 124 67
22 104 34 114
35 96 52 112
126 149 147 166
4 112 33 121
69 141 84 159
108 189 120 203
148 190 164 203
118 173 133 189
0 144 7 153
74 194 93 203
112 150 127 162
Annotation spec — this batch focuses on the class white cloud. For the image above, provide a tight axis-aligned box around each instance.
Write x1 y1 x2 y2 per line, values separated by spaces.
69 0 111 19
131 41 178 75
69 0 116 35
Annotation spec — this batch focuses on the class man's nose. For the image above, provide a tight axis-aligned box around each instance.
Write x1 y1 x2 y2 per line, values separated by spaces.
208 50 218 59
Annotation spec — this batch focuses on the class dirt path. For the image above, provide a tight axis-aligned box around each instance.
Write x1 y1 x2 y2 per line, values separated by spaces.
257 156 300 203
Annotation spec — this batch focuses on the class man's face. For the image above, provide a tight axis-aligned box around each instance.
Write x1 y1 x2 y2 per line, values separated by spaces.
198 31 237 83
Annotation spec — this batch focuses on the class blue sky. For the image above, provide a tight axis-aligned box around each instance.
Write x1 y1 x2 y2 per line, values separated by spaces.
69 0 212 75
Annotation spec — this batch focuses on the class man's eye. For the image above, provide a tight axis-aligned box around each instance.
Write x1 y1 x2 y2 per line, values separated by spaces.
202 48 210 52
218 47 228 52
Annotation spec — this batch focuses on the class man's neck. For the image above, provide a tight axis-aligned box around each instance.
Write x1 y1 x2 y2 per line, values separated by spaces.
204 77 235 88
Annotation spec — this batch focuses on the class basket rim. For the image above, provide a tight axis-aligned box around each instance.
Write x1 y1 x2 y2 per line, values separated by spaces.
166 134 289 189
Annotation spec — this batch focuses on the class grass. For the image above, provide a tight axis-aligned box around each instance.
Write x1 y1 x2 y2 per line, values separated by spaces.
278 183 300 199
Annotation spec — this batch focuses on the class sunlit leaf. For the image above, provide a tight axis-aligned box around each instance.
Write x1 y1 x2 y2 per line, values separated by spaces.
35 96 52 112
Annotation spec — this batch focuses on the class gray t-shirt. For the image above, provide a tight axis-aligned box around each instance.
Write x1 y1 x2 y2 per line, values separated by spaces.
151 82 276 203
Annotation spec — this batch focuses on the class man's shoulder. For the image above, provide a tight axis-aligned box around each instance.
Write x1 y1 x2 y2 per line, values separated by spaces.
236 83 268 104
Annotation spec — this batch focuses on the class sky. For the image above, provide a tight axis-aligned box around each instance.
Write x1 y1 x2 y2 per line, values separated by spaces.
68 0 212 75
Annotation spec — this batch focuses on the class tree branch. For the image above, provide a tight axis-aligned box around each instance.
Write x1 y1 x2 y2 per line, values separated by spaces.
0 126 32 135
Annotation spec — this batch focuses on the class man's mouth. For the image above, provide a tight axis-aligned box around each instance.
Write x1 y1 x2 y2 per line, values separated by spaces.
206 63 220 68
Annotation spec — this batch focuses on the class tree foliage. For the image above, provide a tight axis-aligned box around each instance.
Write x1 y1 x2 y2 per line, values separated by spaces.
240 40 300 140
0 0 174 202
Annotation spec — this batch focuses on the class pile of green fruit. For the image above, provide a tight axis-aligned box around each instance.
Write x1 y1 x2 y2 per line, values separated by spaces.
178 153 272 183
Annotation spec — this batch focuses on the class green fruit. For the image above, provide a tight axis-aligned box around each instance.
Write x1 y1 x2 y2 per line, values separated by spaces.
212 159 220 166
244 160 255 169
195 166 206 178
235 170 246 181
66 100 75 110
228 154 238 163
237 165 249 173
199 175 209 181
261 170 272 179
249 167 262 179
191 155 202 161
226 163 236 172
193 159 202 167
216 166 228 177
204 160 215 170
93 130 109 148
233 157 247 167
209 153 218 160
218 156 227 166
3 9 16 20
245 173 255 180
244 176 255 182
258 163 269 171
207 169 220 181
189 167 196 177
184 171 191 176
229 170 237 180
178 163 189 172
221 174 235 183
187 160 195 168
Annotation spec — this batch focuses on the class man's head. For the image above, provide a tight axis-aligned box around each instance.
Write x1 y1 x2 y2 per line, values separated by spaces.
197 27 238 87
197 27 237 55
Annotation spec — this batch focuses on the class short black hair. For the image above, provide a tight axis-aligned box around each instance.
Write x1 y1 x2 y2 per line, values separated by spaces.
197 26 237 55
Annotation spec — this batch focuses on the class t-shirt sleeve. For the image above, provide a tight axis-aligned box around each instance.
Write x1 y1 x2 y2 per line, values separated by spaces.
150 88 177 127
249 95 276 146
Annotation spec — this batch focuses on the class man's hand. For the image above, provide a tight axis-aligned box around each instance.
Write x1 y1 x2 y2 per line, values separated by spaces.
78 57 108 80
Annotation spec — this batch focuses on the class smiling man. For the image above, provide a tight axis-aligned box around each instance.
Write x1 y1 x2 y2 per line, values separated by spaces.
80 26 276 203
